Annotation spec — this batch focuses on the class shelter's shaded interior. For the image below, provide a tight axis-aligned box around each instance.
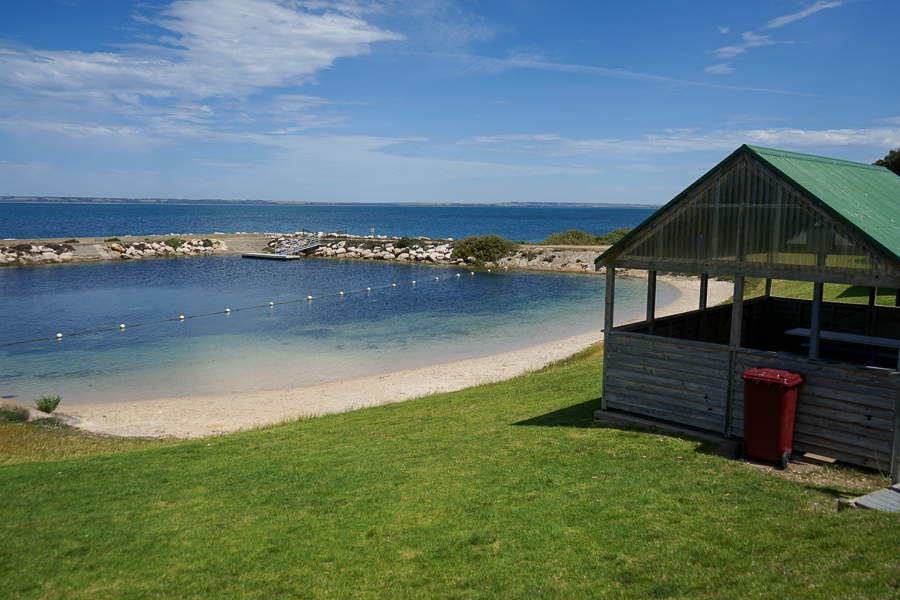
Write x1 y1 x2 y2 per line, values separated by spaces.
622 295 900 369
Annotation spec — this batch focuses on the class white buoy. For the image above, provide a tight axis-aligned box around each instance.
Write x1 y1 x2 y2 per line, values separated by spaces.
435 277 439 280
470 272 474 275
487 269 491 272
56 333 63 339
367 287 371 291
456 274 461 278
269 302 274 306
120 324 126 329
179 315 185 320
412 280 416 284
504 266 508 269
307 295 313 300
339 291 344 296
225 308 231 313
392 284 396 287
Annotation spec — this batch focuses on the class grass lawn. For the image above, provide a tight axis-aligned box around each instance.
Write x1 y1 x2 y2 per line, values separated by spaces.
1 345 897 599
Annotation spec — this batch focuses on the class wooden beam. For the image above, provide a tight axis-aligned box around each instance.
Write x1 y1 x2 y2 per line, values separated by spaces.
602 266 616 411
646 270 657 335
810 282 823 359
729 276 744 349
765 278 772 298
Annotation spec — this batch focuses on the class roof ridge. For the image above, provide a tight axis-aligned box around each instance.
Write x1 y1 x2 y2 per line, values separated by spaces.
746 144 885 171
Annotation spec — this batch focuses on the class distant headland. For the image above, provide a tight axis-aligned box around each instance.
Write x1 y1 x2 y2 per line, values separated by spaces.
0 196 658 209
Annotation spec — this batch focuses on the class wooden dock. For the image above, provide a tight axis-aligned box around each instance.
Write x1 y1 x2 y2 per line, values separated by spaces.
241 253 302 260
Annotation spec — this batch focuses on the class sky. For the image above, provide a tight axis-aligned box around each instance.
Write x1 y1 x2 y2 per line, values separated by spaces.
0 0 897 204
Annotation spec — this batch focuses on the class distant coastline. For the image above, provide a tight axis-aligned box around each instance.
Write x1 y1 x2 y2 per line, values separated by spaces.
0 196 659 209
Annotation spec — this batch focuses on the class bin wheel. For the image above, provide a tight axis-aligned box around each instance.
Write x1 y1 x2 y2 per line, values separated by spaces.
778 451 790 470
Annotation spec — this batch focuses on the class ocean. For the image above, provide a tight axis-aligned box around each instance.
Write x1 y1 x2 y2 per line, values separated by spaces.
0 203 669 406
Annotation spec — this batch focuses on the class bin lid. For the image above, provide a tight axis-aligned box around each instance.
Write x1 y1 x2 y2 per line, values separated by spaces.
742 368 803 387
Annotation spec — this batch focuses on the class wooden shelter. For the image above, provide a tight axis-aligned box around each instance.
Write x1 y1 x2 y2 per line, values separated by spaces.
595 145 900 472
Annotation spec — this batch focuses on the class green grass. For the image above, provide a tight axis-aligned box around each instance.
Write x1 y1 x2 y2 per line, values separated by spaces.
1 346 897 599
744 278 900 306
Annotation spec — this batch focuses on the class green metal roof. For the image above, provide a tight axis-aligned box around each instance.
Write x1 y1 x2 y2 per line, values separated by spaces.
745 145 900 264
596 144 900 272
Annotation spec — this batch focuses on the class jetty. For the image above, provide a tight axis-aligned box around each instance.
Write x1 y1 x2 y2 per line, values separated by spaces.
242 231 321 260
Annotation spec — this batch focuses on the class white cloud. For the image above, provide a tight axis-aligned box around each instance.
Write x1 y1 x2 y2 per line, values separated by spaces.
881 117 900 125
0 0 404 104
705 63 734 75
764 0 843 29
718 26 730 34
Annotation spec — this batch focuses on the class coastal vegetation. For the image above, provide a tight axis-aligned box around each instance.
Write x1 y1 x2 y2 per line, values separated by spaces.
1 346 895 598
541 227 633 246
33 394 61 413
451 234 519 265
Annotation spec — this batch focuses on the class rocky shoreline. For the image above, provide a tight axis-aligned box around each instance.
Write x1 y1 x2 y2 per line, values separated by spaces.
1 231 609 273
0 236 229 265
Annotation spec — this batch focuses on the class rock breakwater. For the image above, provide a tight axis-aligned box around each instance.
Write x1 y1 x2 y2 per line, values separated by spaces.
1 237 227 266
269 233 607 273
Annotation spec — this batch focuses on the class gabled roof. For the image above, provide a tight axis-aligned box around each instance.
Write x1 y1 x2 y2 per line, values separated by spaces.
596 145 900 287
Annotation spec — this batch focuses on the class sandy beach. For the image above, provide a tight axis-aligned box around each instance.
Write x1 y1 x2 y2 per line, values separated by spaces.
67 275 733 438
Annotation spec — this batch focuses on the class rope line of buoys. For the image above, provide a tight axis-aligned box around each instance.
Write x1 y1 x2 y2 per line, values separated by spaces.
1 271 482 348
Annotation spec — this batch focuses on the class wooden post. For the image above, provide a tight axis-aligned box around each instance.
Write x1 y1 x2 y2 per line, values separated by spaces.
810 282 823 360
765 278 772 298
699 274 709 342
730 276 744 349
867 288 877 336
646 270 657 335
602 266 616 411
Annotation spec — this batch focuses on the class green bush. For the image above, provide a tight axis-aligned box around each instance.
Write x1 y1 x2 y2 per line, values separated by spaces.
33 395 61 414
394 237 416 249
165 237 183 250
596 227 632 245
63 239 79 244
103 237 120 243
452 235 519 265
202 239 214 248
541 229 598 245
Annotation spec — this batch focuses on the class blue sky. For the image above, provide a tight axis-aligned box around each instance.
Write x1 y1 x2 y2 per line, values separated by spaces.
0 0 897 204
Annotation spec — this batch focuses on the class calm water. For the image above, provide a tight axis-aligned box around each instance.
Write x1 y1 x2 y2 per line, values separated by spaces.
0 203 669 406
0 202 656 242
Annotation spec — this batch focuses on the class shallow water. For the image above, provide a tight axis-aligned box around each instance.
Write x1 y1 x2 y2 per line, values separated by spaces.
0 255 675 405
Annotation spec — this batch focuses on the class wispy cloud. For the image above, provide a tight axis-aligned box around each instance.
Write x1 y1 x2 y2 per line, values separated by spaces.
462 127 900 157
764 0 844 29
0 0 404 130
708 0 845 72
705 63 735 75
451 52 811 96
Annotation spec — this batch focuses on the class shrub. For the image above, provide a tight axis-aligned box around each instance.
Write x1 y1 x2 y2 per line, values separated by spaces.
394 237 416 249
452 235 519 264
165 237 183 249
34 395 62 413
541 229 598 245
104 237 121 243
202 239 214 248
596 227 633 245
63 239 79 244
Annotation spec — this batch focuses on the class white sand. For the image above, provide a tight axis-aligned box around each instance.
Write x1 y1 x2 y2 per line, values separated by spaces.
68 275 733 438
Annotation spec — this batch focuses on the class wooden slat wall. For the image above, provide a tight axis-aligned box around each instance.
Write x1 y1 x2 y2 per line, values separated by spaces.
730 349 895 470
604 331 731 432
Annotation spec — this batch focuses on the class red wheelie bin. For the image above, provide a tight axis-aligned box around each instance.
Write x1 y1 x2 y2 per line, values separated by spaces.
741 368 804 469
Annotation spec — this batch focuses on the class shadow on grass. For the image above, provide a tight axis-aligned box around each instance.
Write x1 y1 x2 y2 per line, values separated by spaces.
513 397 604 428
